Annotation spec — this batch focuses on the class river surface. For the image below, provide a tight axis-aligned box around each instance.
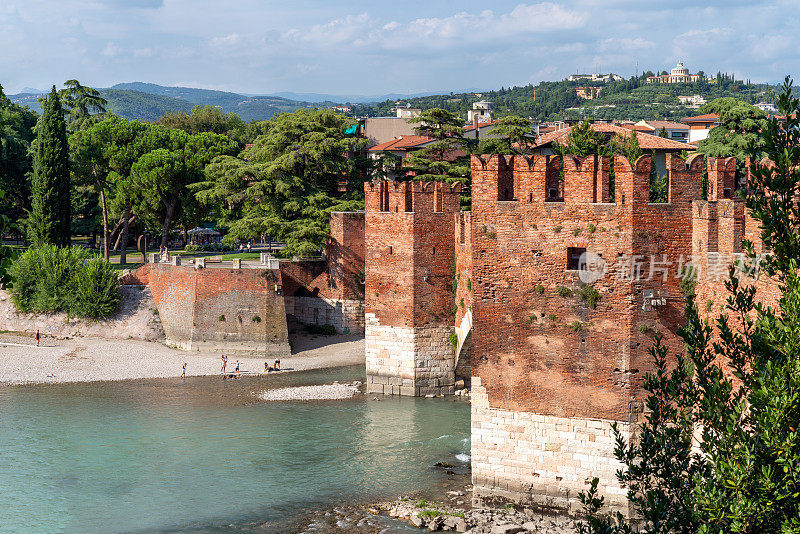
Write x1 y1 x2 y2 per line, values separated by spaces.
0 366 470 533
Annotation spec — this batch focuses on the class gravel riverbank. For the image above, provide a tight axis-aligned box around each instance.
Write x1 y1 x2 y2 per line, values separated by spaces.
259 381 363 401
0 333 364 385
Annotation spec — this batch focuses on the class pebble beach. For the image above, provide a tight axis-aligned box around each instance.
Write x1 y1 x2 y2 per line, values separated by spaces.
0 333 365 385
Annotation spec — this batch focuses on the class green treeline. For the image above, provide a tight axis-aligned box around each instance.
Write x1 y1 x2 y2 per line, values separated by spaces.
350 72 780 122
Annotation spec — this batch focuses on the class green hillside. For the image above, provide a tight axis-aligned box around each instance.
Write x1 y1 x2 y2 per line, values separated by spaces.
101 89 194 120
9 88 194 120
350 73 780 122
8 82 326 122
110 82 334 121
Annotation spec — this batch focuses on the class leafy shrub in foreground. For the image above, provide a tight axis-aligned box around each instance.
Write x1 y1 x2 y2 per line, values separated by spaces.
8 245 120 318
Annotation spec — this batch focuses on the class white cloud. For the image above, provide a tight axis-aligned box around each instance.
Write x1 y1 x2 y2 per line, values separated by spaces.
101 42 122 57
0 0 796 95
599 37 655 52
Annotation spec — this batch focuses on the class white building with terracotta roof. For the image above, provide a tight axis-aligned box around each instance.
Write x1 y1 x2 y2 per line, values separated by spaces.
634 120 690 142
681 113 720 143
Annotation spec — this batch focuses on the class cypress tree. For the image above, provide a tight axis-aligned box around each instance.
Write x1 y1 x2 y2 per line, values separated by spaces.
29 86 70 247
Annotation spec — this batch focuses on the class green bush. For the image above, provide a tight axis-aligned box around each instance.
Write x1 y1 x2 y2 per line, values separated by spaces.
576 283 601 309
72 257 121 319
8 245 120 318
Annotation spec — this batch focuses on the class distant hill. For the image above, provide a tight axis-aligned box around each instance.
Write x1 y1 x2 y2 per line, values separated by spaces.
8 88 196 120
102 89 194 121
267 90 458 103
110 82 325 121
8 82 327 122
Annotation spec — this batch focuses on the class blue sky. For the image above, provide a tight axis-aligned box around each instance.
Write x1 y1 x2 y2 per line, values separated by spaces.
0 0 797 95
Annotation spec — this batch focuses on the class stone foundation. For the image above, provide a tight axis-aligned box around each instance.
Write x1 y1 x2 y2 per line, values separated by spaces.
470 377 630 516
285 296 365 334
365 313 455 396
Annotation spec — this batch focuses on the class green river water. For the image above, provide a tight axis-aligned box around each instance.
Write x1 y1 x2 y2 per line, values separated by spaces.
0 365 470 533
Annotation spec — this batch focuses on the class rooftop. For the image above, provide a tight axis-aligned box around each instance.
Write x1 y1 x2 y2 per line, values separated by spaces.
681 113 720 123
464 119 500 132
637 120 689 131
534 122 694 151
367 135 435 152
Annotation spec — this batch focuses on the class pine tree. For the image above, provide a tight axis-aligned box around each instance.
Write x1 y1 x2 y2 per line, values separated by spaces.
29 87 70 247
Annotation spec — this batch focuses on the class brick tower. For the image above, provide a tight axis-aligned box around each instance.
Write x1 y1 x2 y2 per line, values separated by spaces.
364 180 462 396
468 153 706 514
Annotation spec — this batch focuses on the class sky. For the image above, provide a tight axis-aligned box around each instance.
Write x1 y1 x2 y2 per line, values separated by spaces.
0 0 797 96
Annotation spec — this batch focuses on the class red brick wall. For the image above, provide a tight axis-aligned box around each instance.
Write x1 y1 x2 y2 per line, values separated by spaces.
692 196 780 348
327 211 365 301
469 153 706 422
365 181 461 328
145 264 288 349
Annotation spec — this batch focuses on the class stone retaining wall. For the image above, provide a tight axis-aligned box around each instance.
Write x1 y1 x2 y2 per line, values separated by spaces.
145 264 290 355
365 313 455 396
470 377 630 515
285 296 364 334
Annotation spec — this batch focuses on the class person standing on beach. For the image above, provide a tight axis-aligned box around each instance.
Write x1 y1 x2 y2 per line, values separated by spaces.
235 360 240 372
221 355 227 374
274 359 280 371
35 330 40 346
181 362 186 378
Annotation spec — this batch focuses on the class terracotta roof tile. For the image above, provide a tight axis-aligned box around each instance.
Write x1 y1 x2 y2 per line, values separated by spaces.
534 122 693 151
681 113 720 123
463 119 501 132
368 135 435 152
640 120 689 130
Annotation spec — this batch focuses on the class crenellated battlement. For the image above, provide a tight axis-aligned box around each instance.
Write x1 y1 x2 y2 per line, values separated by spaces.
470 153 738 208
365 180 461 214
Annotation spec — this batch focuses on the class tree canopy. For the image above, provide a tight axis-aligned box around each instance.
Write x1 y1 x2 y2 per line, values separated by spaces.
697 97 768 162
59 80 108 131
480 115 538 154
0 84 37 228
155 105 249 145
29 87 71 247
193 108 369 257
402 108 471 205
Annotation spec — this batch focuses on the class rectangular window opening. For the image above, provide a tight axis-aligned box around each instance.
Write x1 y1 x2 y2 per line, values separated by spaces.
567 247 587 271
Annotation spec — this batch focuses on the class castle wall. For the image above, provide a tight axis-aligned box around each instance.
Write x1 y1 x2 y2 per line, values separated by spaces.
285 296 364 334
471 377 630 515
364 181 461 395
145 263 290 355
692 193 781 343
468 153 705 512
278 211 366 334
